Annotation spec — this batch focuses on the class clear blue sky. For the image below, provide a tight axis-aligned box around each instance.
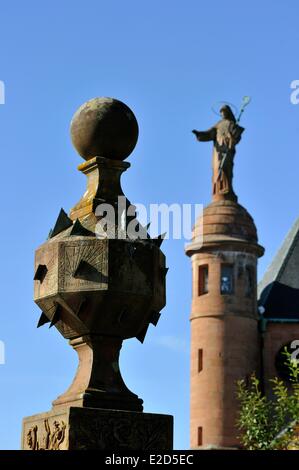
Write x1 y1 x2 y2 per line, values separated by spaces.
0 0 298 450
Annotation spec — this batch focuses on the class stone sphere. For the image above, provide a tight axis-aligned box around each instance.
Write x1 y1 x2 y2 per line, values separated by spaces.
70 97 139 160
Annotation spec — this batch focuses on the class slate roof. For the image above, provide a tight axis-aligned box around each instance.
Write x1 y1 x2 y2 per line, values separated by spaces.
258 217 299 319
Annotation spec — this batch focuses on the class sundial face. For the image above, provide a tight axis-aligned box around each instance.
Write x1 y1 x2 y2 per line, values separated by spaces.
59 239 108 292
33 235 166 341
34 239 109 301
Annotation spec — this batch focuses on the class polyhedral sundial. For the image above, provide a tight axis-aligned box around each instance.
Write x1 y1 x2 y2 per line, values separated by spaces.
22 98 173 451
23 98 172 451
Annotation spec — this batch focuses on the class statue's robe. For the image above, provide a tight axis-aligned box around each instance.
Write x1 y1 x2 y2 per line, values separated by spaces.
194 119 244 199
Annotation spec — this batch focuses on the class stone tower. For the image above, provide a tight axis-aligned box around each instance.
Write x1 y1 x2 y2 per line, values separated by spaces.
187 105 264 449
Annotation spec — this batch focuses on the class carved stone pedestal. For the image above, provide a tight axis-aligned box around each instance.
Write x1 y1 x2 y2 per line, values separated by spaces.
52 336 143 412
22 407 173 450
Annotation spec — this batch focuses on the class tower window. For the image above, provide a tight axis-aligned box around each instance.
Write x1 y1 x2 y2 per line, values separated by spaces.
220 264 234 295
245 266 254 297
198 349 203 373
198 265 208 295
198 427 203 446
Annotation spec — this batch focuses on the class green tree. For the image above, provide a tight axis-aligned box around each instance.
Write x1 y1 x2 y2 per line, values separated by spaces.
236 351 299 450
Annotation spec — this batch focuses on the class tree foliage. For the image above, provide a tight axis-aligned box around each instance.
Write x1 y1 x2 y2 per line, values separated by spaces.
236 351 299 450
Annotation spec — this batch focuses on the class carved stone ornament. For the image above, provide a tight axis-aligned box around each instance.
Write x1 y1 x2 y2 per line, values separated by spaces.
26 418 66 450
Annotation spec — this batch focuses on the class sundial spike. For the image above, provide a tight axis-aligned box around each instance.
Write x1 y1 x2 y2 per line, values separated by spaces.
136 324 149 343
149 311 161 327
135 221 151 240
72 260 104 283
152 232 167 248
50 208 73 238
49 303 62 328
140 221 151 234
161 267 169 277
70 219 94 237
37 312 50 328
34 264 48 282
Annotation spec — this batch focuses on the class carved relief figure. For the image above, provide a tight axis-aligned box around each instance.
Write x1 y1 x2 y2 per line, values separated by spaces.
50 420 66 450
26 425 38 450
26 419 66 450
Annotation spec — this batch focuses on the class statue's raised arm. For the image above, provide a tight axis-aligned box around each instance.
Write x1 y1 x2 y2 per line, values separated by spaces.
192 105 244 202
192 127 216 142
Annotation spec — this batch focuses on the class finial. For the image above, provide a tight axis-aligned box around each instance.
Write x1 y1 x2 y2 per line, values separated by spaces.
69 97 138 221
70 97 139 161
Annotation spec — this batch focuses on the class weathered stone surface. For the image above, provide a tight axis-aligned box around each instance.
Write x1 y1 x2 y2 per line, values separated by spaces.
22 408 173 450
70 97 139 161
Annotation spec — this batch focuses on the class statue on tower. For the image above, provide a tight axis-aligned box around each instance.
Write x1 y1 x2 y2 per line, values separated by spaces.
192 104 245 201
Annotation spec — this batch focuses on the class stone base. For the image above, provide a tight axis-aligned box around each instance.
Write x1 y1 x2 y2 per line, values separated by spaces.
22 407 173 450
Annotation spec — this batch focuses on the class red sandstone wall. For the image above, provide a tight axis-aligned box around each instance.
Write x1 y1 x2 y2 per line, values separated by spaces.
190 251 259 448
190 315 259 448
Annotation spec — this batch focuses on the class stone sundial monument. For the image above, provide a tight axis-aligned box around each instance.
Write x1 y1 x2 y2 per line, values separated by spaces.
22 97 173 450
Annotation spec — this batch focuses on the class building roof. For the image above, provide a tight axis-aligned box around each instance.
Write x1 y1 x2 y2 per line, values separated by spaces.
186 199 264 257
258 217 299 319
